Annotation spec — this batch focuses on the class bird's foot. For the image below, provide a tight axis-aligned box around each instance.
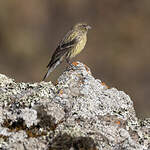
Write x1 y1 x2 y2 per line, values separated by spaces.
67 61 81 71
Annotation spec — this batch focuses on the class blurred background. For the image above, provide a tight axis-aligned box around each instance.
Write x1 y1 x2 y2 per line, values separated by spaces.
0 0 150 117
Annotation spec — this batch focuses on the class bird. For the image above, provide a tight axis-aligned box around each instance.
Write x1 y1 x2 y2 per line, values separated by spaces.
42 23 91 81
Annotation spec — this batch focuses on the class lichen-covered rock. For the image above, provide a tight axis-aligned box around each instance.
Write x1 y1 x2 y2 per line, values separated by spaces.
0 62 149 150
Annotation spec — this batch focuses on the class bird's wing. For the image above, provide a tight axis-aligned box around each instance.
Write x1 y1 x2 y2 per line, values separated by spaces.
47 30 81 68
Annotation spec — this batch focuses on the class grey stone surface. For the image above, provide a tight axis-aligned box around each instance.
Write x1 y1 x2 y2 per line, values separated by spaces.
0 62 149 150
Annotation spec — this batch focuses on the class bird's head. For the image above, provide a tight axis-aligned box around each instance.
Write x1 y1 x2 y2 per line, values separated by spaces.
73 23 91 32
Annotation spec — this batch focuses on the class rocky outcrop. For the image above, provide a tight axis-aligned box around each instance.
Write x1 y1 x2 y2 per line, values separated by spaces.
0 62 149 150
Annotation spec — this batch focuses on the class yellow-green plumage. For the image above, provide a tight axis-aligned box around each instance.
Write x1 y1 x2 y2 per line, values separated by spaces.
43 23 91 81
68 34 87 58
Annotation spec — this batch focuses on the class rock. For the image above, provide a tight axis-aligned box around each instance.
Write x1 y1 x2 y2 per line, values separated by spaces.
0 62 149 150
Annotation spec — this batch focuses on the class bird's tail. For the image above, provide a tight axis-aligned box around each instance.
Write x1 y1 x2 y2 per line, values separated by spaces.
42 60 61 81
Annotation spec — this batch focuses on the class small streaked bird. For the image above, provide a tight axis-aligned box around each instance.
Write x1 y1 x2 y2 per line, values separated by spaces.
42 23 91 81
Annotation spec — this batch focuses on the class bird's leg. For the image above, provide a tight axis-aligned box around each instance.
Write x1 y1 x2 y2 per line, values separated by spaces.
66 58 77 70
66 58 81 71
66 58 73 67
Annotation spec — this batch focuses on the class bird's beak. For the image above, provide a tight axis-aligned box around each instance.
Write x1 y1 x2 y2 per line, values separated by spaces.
86 25 91 30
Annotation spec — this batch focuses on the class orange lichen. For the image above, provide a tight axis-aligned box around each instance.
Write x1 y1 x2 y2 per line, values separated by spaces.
101 82 109 88
79 79 84 84
72 61 79 66
84 64 91 73
115 120 121 125
59 89 63 95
